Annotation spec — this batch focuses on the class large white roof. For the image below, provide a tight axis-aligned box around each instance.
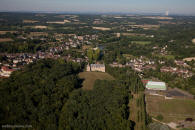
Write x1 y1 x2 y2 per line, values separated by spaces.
147 81 166 86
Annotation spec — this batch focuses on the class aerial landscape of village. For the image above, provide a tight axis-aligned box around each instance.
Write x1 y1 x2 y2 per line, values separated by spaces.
0 0 195 130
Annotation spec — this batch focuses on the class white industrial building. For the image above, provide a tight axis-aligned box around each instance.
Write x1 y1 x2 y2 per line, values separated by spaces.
146 81 167 91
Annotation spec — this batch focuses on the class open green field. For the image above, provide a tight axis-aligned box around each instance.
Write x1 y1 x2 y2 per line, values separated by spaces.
190 88 195 95
146 95 195 122
156 54 175 60
79 72 114 90
123 54 135 59
131 41 151 45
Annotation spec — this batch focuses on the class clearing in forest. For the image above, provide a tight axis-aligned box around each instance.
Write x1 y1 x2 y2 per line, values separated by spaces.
79 72 114 90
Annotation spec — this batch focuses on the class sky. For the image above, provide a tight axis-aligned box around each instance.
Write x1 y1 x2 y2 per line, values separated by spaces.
0 0 195 15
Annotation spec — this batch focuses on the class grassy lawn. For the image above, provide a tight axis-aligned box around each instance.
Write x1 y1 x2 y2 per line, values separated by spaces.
146 95 195 122
131 41 151 45
156 54 175 60
123 54 135 59
190 88 195 96
79 72 114 90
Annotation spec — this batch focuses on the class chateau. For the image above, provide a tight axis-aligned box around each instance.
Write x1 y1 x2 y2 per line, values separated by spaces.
87 64 105 72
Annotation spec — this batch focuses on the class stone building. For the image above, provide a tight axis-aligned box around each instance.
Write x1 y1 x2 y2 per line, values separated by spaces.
86 64 105 72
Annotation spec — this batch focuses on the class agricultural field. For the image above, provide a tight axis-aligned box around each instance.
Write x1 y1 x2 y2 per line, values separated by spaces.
23 20 39 23
47 20 70 24
63 19 71 23
143 16 173 20
29 32 48 37
23 26 48 29
92 27 111 31
34 26 47 29
156 54 175 60
0 38 13 42
0 31 17 34
47 21 65 24
131 41 151 45
123 54 135 60
79 72 114 90
122 33 145 36
183 57 195 62
146 95 195 122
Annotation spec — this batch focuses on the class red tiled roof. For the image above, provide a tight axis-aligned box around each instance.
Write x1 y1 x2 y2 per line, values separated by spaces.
1 66 15 72
142 80 149 84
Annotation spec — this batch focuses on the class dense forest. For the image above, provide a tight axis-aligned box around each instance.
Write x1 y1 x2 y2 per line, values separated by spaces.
0 59 147 129
0 59 82 129
59 80 133 130
106 65 145 93
106 66 150 129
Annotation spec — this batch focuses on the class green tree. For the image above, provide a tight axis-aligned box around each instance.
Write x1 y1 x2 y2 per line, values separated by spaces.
93 48 100 61
87 49 93 63
156 114 163 121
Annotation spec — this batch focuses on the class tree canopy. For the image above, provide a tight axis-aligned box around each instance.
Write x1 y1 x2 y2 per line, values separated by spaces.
0 59 82 129
59 80 133 130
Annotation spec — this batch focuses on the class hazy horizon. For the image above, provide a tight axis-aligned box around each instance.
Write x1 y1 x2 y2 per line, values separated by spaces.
0 0 195 15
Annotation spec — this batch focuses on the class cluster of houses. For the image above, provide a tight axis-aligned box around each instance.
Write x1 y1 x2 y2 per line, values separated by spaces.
46 34 99 56
93 19 104 24
17 31 99 52
109 55 193 78
160 66 193 78
0 53 35 77
160 60 193 78
0 52 61 77
109 57 156 72
0 33 99 78
0 66 17 77
54 34 99 50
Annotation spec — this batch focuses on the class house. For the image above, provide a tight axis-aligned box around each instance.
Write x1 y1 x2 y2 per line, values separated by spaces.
78 36 84 41
160 66 191 77
0 66 15 77
87 64 105 72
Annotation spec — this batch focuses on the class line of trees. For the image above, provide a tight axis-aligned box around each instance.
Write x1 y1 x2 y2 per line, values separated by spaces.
136 93 151 130
106 65 144 93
